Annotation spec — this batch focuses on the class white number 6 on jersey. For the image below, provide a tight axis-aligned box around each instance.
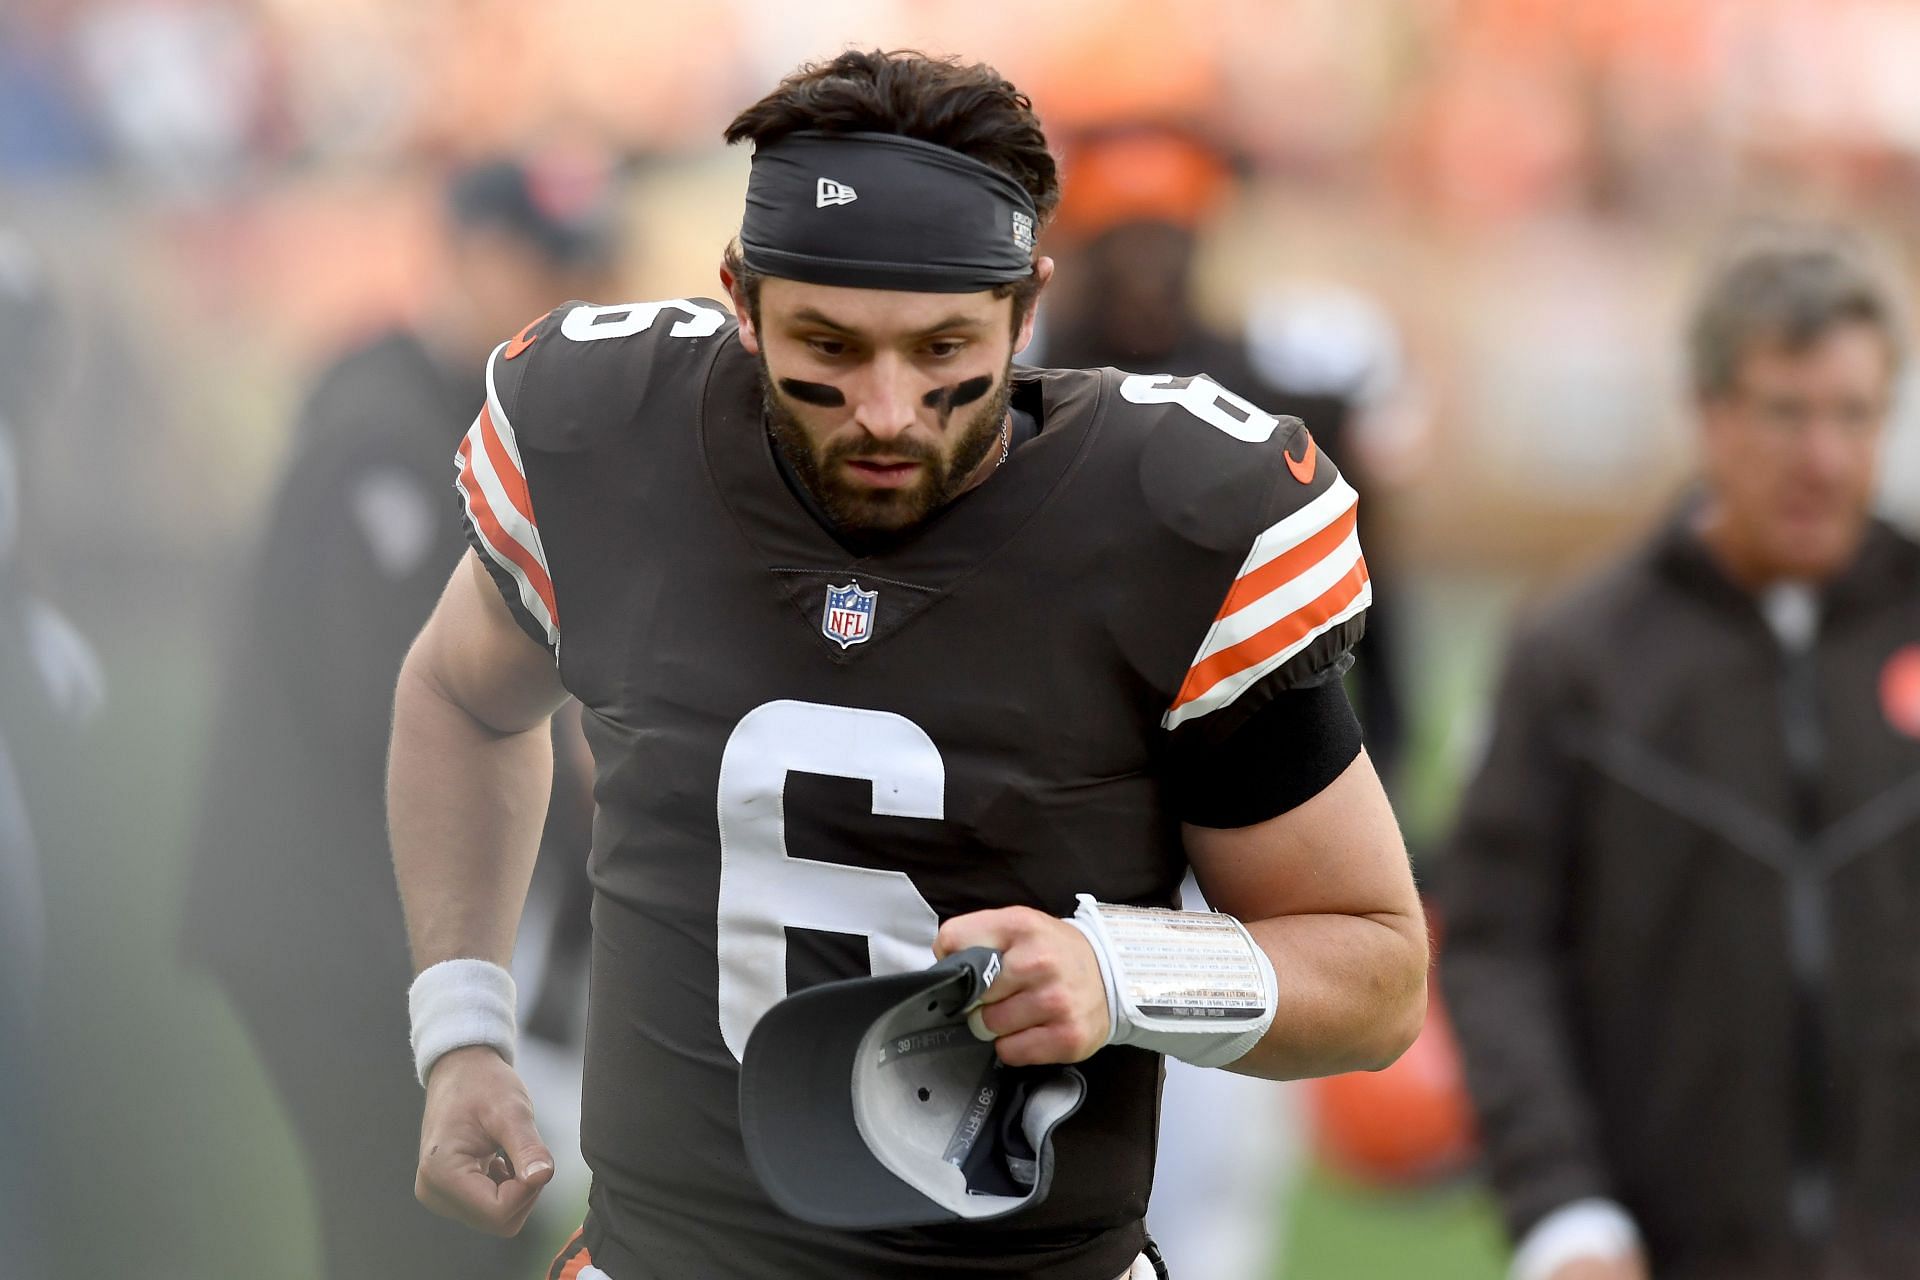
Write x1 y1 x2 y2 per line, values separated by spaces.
715 700 945 1061
560 298 728 341
1118 372 1280 443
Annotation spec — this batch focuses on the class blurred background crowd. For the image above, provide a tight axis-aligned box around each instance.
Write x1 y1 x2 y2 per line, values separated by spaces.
5 1 1920 1277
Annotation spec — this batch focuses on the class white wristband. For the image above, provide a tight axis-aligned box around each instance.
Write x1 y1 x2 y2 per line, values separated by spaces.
1509 1199 1642 1280
408 958 517 1086
1066 893 1278 1069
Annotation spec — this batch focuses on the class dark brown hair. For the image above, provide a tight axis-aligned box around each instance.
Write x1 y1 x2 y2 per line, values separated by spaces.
722 49 1058 328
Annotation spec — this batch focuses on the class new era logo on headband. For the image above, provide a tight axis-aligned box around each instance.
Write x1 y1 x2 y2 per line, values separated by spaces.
817 177 858 207
743 133 1037 289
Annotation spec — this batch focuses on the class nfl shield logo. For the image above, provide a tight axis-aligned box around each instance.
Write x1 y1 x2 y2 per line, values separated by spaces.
822 581 878 649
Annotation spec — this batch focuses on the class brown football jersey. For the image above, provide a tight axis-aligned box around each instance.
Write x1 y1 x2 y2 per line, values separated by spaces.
453 297 1369 1279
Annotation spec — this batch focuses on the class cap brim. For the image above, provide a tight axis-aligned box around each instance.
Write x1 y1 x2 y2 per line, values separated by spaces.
739 962 971 1228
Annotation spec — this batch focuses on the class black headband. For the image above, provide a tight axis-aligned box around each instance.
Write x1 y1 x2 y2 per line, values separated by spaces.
739 131 1038 293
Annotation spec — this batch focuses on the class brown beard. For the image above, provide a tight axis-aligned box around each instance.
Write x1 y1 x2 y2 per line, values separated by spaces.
758 356 1013 536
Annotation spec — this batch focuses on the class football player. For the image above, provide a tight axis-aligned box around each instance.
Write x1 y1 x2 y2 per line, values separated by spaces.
391 50 1427 1280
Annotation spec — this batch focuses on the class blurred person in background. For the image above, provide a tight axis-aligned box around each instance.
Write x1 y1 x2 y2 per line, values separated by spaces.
1440 229 1920 1280
0 228 105 1280
1037 123 1408 787
180 155 620 1280
0 738 46 1280
1036 122 1413 1279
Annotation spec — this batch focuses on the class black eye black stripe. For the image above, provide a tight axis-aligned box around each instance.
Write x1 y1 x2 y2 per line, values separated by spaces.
778 378 845 407
923 376 993 414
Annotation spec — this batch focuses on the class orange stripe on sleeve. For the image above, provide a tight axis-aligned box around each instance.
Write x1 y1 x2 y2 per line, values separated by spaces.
458 437 560 628
1213 501 1358 621
478 403 538 526
1170 556 1370 712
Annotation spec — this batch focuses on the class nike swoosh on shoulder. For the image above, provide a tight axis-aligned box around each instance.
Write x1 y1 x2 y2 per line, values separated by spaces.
503 316 541 360
1284 431 1317 484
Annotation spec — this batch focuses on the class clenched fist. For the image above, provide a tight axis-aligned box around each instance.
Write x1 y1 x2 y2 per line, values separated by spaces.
416 1045 554 1237
935 906 1111 1066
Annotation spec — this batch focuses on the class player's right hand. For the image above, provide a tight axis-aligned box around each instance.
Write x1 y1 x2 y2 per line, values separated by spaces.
1543 1254 1650 1280
416 1045 554 1236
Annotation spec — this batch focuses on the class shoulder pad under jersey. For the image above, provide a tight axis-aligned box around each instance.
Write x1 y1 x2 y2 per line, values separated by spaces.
1097 369 1369 732
485 296 737 454
454 296 735 658
1094 369 1349 550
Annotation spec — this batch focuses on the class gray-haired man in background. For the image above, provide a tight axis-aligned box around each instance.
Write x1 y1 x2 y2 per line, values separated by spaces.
1441 229 1920 1280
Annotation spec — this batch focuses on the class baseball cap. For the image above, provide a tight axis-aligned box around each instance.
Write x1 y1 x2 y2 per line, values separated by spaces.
446 154 620 267
738 947 1087 1229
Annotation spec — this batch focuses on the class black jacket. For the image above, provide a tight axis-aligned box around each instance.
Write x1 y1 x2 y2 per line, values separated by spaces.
179 330 558 1280
1439 508 1920 1280
185 329 479 1010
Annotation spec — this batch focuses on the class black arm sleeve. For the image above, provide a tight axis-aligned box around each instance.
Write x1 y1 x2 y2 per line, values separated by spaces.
1166 677 1363 829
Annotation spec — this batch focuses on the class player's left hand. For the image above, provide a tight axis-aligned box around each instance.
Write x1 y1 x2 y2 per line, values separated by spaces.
935 907 1110 1066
